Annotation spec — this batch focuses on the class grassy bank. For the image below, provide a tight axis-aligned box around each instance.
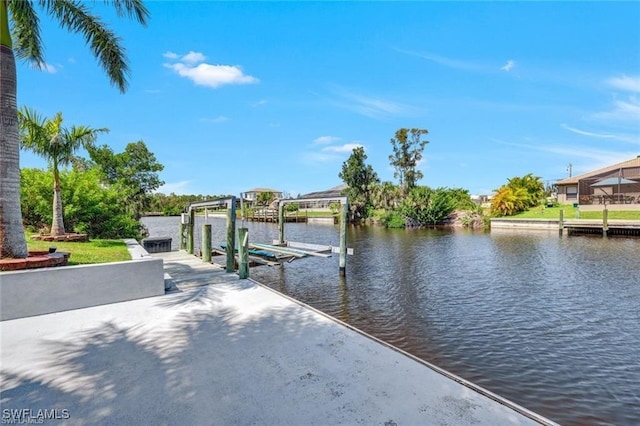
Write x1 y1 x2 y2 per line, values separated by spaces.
27 236 131 265
512 205 640 220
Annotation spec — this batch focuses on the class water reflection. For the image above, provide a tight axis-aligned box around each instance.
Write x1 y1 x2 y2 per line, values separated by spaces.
142 216 640 425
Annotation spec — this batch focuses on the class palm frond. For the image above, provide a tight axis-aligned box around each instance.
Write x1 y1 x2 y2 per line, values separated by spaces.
104 0 149 26
8 0 45 66
46 0 130 92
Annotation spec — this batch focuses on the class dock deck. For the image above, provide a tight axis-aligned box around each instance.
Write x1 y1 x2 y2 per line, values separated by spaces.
1 251 555 425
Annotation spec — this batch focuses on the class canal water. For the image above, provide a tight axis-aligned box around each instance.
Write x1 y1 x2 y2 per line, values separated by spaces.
142 216 640 425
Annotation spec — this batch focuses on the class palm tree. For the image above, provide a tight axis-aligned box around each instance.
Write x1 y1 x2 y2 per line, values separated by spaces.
19 107 108 236
0 0 148 258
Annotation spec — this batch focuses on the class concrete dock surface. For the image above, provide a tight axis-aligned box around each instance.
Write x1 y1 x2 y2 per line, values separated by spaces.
1 251 555 425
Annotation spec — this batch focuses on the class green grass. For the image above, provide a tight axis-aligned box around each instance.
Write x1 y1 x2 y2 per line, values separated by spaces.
27 236 131 265
512 205 640 220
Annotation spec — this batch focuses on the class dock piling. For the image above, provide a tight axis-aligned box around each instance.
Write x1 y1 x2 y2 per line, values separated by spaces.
339 201 348 276
603 209 609 236
187 209 195 254
278 204 285 244
238 228 249 279
226 199 237 273
559 209 564 236
202 224 212 263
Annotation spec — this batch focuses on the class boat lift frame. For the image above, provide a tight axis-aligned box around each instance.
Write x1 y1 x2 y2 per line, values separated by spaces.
276 196 350 275
181 196 237 273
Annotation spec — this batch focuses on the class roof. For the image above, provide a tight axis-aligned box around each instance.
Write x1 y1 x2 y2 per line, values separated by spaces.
555 156 640 185
590 177 639 187
245 187 282 194
299 184 347 199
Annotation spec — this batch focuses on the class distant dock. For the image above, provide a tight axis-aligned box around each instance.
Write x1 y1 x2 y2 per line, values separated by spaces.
491 218 640 236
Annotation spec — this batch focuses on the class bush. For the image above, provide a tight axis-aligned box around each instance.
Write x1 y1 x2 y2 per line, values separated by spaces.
285 202 299 213
380 211 406 228
400 186 458 225
21 168 141 238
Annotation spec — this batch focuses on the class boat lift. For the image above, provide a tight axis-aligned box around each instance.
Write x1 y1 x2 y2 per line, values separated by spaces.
180 195 353 277
275 196 352 275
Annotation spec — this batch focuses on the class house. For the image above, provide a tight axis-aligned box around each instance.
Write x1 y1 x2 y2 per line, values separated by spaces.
555 156 640 206
298 184 347 209
242 188 283 207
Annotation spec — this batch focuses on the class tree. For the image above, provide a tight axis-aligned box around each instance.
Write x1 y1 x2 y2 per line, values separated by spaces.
1 0 149 258
256 191 276 207
21 167 140 238
400 186 459 226
371 181 400 210
19 107 108 235
339 146 379 221
88 141 164 219
388 128 429 195
491 173 545 216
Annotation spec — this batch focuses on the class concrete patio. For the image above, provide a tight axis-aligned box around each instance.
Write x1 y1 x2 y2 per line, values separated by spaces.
1 251 555 425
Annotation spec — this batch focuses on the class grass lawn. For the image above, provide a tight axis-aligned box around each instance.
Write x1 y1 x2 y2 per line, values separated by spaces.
27 236 131 265
512 205 640 220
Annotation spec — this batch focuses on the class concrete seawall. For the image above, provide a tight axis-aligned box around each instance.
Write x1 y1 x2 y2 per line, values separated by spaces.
0 239 165 321
491 218 559 230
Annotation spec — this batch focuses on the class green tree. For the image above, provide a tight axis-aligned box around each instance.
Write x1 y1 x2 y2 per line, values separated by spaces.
256 191 276 207
18 107 108 235
371 181 400 210
1 0 149 258
339 146 379 221
88 141 164 219
20 168 53 232
388 128 429 195
491 173 545 216
400 186 458 226
21 167 140 238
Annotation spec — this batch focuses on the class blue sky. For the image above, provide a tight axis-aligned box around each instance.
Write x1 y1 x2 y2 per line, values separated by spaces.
17 1 640 197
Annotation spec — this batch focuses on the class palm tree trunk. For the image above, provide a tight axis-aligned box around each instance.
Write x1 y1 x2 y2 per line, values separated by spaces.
50 165 65 236
0 1 28 258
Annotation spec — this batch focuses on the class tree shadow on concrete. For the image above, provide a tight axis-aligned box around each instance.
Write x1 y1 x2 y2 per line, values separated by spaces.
1 283 383 425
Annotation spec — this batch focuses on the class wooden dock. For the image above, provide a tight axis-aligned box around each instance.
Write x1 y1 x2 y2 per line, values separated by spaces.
491 218 640 236
245 209 308 223
562 219 640 236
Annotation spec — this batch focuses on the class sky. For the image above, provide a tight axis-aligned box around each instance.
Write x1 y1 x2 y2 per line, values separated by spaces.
16 1 640 198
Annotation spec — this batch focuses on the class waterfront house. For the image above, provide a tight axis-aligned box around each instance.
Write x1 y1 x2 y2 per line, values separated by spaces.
555 156 640 208
243 188 283 207
298 184 347 209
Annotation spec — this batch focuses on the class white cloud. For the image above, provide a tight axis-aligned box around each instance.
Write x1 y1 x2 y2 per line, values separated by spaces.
164 62 259 89
163 51 179 59
394 48 484 72
607 75 640 92
181 51 206 64
561 124 638 144
41 63 58 73
592 97 640 122
321 143 363 153
330 86 411 118
313 136 341 144
496 139 637 166
251 99 268 107
201 115 229 123
501 60 515 72
562 124 617 139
